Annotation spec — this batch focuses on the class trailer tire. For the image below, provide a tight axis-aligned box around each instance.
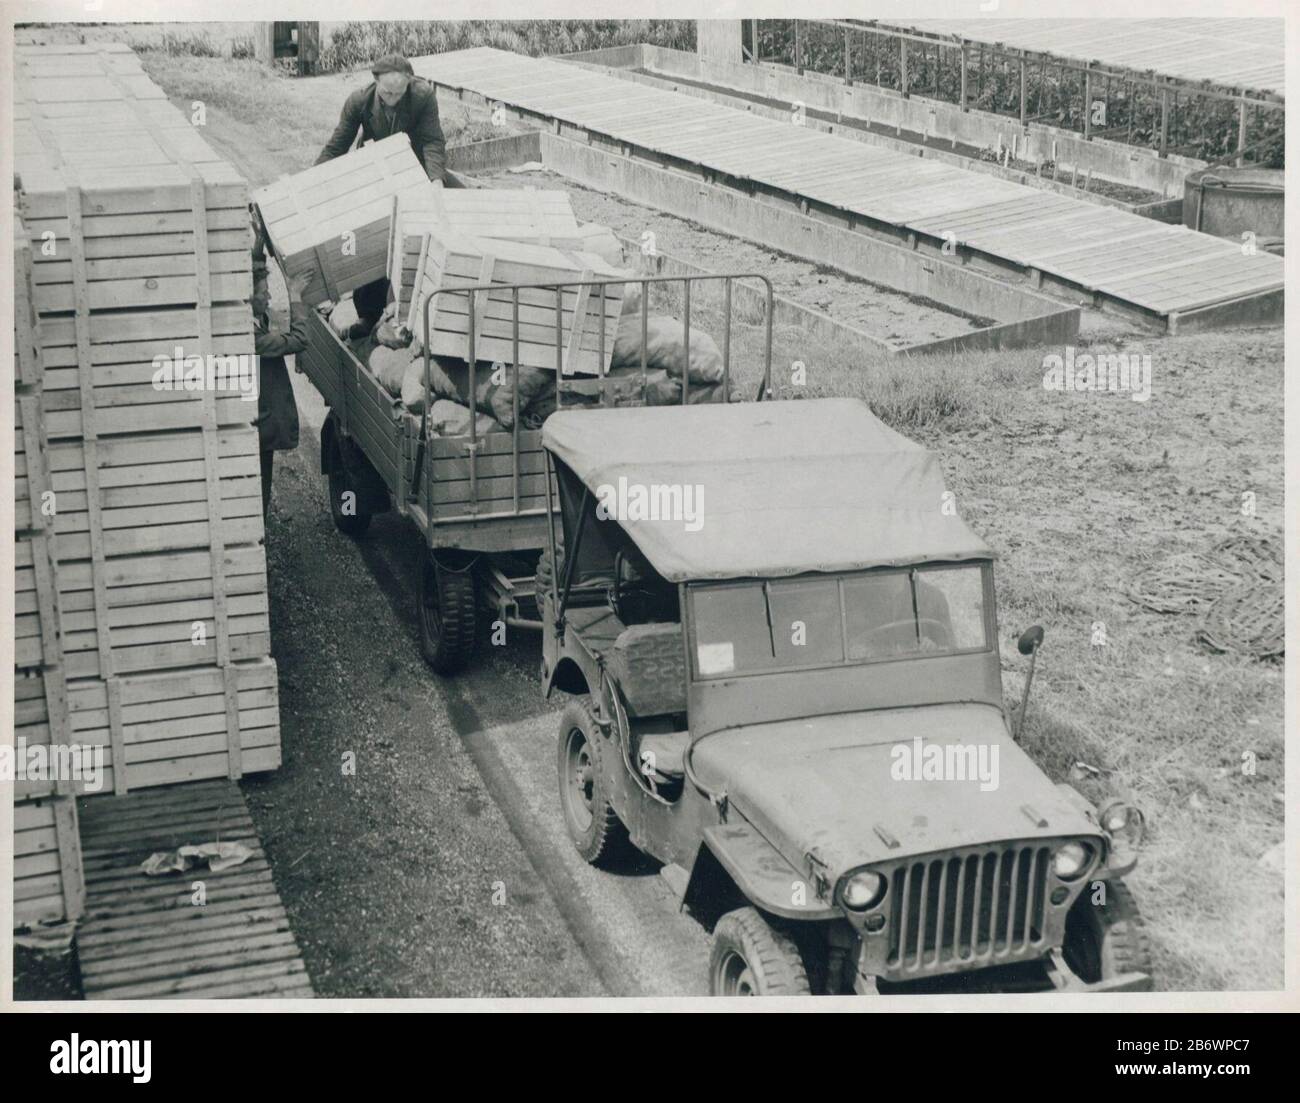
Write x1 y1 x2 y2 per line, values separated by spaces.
419 556 477 675
326 435 373 537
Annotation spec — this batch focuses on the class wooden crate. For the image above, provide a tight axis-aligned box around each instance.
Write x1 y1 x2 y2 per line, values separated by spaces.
14 422 269 681
15 795 85 928
15 424 263 556
388 185 587 319
15 44 251 315
253 133 429 306
408 230 627 375
56 660 281 797
14 674 62 801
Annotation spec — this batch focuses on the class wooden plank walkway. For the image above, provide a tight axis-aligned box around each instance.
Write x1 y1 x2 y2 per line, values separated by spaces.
415 48 1283 321
75 778 313 999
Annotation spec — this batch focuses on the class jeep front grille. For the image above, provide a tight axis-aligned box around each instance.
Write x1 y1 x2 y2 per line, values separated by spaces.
886 845 1051 974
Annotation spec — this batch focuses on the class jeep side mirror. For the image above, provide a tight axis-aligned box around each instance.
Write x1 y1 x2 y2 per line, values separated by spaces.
1017 625 1045 656
1014 626 1045 741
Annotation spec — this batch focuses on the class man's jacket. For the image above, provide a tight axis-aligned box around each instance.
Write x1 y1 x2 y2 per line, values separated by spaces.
254 302 310 452
316 78 447 180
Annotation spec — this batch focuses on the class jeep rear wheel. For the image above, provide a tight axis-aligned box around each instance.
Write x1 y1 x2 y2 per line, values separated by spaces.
710 907 812 997
418 557 477 675
1062 877 1154 988
557 698 632 868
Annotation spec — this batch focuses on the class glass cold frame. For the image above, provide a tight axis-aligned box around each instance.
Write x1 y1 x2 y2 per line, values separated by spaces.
690 564 989 679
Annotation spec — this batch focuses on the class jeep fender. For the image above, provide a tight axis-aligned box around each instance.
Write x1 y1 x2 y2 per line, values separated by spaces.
685 821 840 922
543 655 589 699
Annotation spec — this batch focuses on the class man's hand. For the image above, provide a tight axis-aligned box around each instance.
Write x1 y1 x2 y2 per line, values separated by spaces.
288 273 313 302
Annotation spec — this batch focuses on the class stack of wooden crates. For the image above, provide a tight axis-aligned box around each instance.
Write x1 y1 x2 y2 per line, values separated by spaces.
12 43 282 927
14 214 84 929
254 136 628 376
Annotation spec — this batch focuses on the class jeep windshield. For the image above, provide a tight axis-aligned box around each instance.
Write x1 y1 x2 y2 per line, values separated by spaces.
688 563 991 679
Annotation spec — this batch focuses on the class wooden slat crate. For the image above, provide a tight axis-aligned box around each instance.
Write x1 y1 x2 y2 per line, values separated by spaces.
388 185 588 319
13 425 264 558
55 660 280 796
253 133 429 306
408 230 627 374
15 796 85 928
14 45 251 315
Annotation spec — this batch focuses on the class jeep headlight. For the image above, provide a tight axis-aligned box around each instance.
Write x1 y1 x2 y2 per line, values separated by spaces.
1052 841 1092 880
841 871 886 911
1101 801 1145 866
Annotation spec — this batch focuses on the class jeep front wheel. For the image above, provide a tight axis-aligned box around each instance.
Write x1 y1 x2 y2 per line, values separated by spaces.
709 907 812 997
1062 877 1154 988
557 699 632 868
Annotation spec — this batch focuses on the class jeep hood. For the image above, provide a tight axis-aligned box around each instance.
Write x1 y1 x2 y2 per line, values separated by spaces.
690 703 1099 880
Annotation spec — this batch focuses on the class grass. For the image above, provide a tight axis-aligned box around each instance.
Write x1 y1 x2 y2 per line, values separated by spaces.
320 20 694 73
132 48 1284 993
25 19 692 72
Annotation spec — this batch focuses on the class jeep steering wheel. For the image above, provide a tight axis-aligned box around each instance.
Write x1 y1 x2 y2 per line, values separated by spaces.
862 618 955 652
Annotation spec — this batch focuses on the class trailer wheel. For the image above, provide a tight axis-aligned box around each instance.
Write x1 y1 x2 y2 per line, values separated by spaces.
557 698 633 867
709 907 812 997
326 437 372 537
1062 877 1154 989
418 557 477 675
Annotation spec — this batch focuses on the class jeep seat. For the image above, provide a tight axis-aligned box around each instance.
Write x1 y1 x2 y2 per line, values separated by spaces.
637 730 689 781
608 622 687 717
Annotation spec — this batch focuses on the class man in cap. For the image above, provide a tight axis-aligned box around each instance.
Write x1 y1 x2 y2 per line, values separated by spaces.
317 54 447 337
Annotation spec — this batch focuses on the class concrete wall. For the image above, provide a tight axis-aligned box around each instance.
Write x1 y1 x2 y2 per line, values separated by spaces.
639 44 1204 200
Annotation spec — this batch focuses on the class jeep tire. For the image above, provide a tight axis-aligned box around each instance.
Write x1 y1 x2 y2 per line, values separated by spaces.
1062 876 1154 988
557 697 632 868
709 907 813 996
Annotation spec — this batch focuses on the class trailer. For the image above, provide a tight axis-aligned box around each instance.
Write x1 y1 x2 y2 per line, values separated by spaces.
295 271 774 674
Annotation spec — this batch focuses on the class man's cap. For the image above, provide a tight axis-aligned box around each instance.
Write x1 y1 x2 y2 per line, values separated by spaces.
371 54 414 78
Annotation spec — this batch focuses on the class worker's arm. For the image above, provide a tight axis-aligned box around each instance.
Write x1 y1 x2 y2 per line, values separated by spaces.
255 275 313 358
316 90 364 165
411 84 447 181
255 301 311 358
